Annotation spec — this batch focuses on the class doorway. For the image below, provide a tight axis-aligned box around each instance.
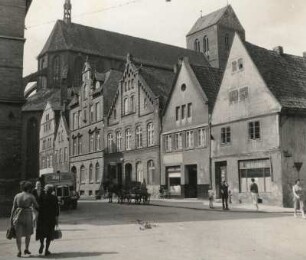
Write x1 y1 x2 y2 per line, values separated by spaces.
215 161 227 198
185 165 197 198
125 163 132 185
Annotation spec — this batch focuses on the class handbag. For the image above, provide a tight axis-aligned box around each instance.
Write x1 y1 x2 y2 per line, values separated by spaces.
53 225 62 240
6 226 16 240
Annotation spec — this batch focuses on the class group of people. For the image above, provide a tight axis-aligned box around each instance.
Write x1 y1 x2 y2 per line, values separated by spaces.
207 179 260 211
208 178 306 218
10 181 60 257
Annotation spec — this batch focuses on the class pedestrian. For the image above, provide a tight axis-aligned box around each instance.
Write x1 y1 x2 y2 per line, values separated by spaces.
32 180 44 227
208 188 214 208
36 184 60 256
250 178 259 211
293 179 306 218
10 181 39 257
220 181 229 210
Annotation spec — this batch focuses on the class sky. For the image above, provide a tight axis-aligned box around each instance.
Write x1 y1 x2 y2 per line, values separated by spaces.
24 0 306 76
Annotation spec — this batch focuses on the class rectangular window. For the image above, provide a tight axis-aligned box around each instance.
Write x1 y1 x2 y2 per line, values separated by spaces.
239 159 272 192
73 112 78 130
181 105 186 120
95 102 100 121
239 87 249 101
64 147 68 162
185 131 194 148
249 121 260 140
78 110 81 128
165 135 172 152
229 90 238 104
175 106 180 121
198 128 207 147
221 127 231 144
187 103 192 118
174 132 182 150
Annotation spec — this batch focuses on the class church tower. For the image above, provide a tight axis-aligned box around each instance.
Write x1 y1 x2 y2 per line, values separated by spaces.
64 0 72 24
186 5 245 69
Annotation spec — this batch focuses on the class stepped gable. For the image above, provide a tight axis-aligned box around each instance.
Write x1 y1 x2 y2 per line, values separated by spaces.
244 42 306 112
190 64 223 113
39 20 209 68
22 89 62 112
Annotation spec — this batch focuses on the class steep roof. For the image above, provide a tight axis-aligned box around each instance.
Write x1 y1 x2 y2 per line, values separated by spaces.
22 89 62 112
187 5 229 36
138 66 175 107
39 20 209 68
190 64 223 113
100 69 123 116
244 42 306 112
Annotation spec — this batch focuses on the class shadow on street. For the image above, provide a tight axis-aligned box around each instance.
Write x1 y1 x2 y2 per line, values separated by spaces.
29 251 118 259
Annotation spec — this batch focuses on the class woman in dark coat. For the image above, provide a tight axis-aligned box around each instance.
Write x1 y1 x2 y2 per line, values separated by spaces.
36 184 59 256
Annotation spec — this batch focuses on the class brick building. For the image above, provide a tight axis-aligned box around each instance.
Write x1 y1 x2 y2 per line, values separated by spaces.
105 54 176 197
21 0 207 180
69 61 122 197
161 58 222 198
39 101 61 175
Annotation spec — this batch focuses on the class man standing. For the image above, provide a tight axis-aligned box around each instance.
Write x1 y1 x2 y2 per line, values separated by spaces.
250 178 259 211
220 181 229 210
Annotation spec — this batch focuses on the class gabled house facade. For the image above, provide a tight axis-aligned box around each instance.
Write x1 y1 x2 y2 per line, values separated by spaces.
69 61 122 197
211 33 306 206
161 58 222 198
105 54 175 197
39 101 61 176
53 113 70 173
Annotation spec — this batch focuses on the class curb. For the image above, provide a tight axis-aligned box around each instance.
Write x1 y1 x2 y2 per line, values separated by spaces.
149 201 293 214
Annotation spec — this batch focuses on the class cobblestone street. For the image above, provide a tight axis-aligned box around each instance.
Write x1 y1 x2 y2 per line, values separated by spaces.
0 200 305 260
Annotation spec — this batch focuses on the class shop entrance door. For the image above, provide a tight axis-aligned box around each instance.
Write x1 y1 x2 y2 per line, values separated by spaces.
215 161 227 198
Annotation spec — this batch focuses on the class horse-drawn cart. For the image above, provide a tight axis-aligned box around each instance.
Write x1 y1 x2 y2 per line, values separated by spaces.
107 181 151 205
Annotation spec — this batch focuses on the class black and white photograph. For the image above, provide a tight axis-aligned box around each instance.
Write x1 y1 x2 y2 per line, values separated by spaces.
1 0 306 259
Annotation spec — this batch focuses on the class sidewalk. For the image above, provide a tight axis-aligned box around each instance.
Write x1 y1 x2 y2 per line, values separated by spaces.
149 198 294 213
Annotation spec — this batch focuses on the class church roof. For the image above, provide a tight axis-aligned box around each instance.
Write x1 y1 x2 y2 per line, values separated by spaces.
39 20 209 68
187 5 229 36
22 89 62 112
244 42 306 112
190 64 223 113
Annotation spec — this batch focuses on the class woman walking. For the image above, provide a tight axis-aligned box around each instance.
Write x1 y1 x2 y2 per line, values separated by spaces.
10 181 39 257
36 184 59 256
293 179 306 218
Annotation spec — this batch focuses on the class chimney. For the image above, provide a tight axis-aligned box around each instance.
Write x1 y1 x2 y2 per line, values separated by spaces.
273 46 284 55
303 52 306 58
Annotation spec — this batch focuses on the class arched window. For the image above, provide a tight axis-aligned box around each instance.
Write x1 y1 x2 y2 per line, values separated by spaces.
89 133 94 152
194 39 200 52
95 131 101 151
107 133 113 153
135 126 142 148
124 98 129 115
116 131 122 151
84 84 89 100
147 123 154 146
125 129 131 150
80 165 85 184
89 164 93 183
95 163 100 183
52 56 60 86
136 162 144 183
203 36 209 54
78 136 82 154
147 160 155 185
225 33 230 50
130 95 135 112
74 56 83 87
